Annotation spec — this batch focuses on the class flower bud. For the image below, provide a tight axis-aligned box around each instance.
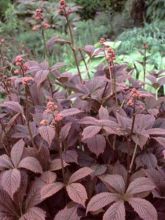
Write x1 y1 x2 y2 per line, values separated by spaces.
54 113 63 122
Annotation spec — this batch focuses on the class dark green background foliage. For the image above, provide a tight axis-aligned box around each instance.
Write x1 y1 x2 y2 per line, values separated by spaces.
0 0 164 84
146 0 165 21
0 0 11 20
75 0 125 19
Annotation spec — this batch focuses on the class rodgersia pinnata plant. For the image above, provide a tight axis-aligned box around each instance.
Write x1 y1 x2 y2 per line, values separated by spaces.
0 1 165 220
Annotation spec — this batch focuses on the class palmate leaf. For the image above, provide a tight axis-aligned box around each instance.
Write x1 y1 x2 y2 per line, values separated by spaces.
1 113 20 142
54 202 80 220
98 106 110 120
116 113 132 131
153 137 165 146
18 157 43 174
128 198 158 220
134 114 155 131
25 178 45 209
147 128 165 136
87 192 119 213
34 69 49 87
111 162 128 183
91 164 107 176
132 133 149 149
82 126 101 140
24 172 60 210
68 167 93 184
14 172 28 205
40 182 64 201
0 155 13 170
80 116 99 125
60 108 82 117
66 183 88 207
99 174 126 194
10 139 25 167
135 152 157 169
86 134 106 157
20 207 46 220
145 168 165 198
50 159 69 171
0 188 16 215
47 36 71 49
126 177 155 196
37 145 50 170
51 62 66 72
0 101 24 115
60 122 72 141
26 60 49 87
103 201 125 220
40 171 57 184
38 125 55 147
62 150 78 164
0 212 15 220
1 169 21 198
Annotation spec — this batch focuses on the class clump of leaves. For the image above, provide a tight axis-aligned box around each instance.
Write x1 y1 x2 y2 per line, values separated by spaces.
0 1 165 220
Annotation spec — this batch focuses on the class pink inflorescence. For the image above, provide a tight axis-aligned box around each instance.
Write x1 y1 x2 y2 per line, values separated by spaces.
54 113 63 122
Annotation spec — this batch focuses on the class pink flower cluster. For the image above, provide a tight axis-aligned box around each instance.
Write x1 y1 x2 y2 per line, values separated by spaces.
127 88 141 106
0 38 5 45
46 101 58 112
59 0 67 9
34 8 43 21
32 8 51 31
22 76 34 85
100 38 116 65
13 55 29 75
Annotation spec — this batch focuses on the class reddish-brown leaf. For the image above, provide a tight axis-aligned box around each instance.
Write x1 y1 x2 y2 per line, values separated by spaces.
69 167 93 184
11 139 24 167
154 137 165 146
134 114 155 131
147 128 165 135
0 212 15 219
50 159 68 171
38 126 55 147
132 133 148 149
99 106 109 120
103 201 125 220
91 164 107 176
25 178 44 209
126 177 155 196
0 155 13 170
60 108 82 117
60 122 72 140
80 116 99 125
99 174 125 193
1 169 21 198
47 36 71 49
86 134 106 157
0 101 24 115
62 150 78 164
135 153 157 169
83 45 95 57
40 171 57 184
0 188 16 215
82 126 101 140
35 69 49 87
20 207 46 220
40 182 64 201
66 183 88 207
54 202 80 220
87 192 119 213
18 157 42 173
51 62 66 72
128 198 158 220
